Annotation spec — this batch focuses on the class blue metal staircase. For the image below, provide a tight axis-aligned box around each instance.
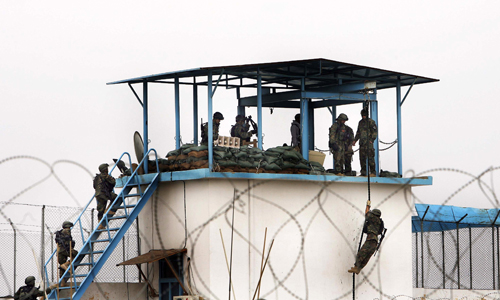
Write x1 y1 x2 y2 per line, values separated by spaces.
44 150 160 300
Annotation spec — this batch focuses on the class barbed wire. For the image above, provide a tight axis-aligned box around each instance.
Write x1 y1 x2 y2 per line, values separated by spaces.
2 154 500 299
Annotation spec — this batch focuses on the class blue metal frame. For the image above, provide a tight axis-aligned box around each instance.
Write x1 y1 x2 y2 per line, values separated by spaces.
396 79 403 175
175 77 181 149
370 94 379 176
257 70 263 149
193 78 198 145
143 81 149 173
44 150 161 300
208 71 213 171
300 78 309 160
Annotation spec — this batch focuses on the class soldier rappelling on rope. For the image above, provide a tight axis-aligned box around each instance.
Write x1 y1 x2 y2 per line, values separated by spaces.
348 200 386 274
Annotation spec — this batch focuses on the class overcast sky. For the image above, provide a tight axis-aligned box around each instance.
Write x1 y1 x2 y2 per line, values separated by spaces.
1 0 500 227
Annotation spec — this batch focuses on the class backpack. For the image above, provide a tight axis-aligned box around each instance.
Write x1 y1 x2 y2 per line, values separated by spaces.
363 217 385 235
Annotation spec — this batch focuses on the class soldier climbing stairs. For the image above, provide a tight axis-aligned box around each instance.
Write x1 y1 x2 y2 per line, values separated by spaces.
43 151 160 300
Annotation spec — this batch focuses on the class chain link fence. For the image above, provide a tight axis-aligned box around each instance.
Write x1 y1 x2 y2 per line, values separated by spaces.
413 224 500 290
0 203 140 298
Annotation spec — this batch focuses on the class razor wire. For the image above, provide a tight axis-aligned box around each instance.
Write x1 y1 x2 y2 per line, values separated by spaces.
2 155 500 300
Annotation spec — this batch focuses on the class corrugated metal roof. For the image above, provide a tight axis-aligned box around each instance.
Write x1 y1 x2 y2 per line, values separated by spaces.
107 58 439 90
116 248 186 266
412 204 500 232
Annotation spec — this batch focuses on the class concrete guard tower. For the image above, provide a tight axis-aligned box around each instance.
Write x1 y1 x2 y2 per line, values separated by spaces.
45 59 439 300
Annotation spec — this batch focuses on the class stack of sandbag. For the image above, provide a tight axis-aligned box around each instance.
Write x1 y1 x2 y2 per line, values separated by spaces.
162 144 325 174
263 146 310 174
165 144 209 171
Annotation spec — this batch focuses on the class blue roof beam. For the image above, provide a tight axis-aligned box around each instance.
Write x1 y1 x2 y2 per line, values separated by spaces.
239 91 375 107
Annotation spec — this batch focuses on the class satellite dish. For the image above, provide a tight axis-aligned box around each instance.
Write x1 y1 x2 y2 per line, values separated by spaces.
134 131 144 164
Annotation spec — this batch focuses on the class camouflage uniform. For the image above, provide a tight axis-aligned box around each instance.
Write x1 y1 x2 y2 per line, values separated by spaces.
201 121 220 145
93 172 117 220
14 285 46 300
329 118 353 174
354 211 381 270
354 117 377 175
344 125 355 174
55 228 78 265
231 123 252 141
290 115 301 150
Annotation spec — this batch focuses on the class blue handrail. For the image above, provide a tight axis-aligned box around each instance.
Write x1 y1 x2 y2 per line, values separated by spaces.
44 150 158 298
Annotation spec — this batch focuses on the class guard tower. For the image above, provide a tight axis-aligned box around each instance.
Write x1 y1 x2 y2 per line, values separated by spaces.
44 59 439 300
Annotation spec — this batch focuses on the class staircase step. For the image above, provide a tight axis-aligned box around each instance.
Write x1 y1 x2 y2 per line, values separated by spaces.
91 238 111 243
96 227 120 232
81 250 104 255
76 262 94 267
117 204 137 209
108 215 127 220
124 193 142 198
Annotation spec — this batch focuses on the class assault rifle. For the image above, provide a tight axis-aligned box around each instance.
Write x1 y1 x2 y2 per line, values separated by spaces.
374 227 387 256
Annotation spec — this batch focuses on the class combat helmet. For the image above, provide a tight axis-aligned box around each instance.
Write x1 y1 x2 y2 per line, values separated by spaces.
213 112 224 120
361 109 368 116
62 221 73 229
25 276 36 285
337 113 348 121
371 209 382 217
98 163 109 172
235 115 245 122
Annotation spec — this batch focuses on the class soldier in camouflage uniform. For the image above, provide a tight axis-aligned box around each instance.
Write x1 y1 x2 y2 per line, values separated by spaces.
14 276 50 300
290 113 301 151
348 201 382 274
231 115 256 141
93 163 117 230
329 113 353 175
201 112 224 145
353 109 378 176
55 221 78 273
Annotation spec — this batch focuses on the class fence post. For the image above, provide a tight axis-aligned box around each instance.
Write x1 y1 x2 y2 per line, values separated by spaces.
456 213 468 289
41 205 45 285
415 232 418 288
492 211 500 290
442 230 445 289
497 226 499 290
420 206 429 288
469 226 472 289
123 234 126 282
8 219 16 292
137 218 141 283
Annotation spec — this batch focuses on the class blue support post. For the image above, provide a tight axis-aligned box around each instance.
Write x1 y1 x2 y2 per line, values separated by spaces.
143 81 148 174
257 71 263 149
193 78 198 146
396 79 403 175
370 94 379 176
308 99 314 150
331 105 337 170
208 71 213 171
175 77 181 149
300 78 309 160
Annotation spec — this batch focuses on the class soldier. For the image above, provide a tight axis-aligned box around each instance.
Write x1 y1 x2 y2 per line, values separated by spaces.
55 221 78 273
231 115 256 141
328 113 353 175
353 109 378 176
93 163 117 230
201 112 224 145
348 201 383 274
290 113 301 151
14 276 50 300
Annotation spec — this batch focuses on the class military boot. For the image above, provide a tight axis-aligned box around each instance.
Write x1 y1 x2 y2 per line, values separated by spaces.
348 266 361 274
97 217 106 230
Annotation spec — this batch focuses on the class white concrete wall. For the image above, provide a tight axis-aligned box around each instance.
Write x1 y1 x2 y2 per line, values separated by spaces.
139 179 416 300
